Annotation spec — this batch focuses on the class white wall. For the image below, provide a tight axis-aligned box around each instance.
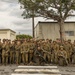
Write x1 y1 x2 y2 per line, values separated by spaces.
0 30 16 42
0 31 8 41
35 22 75 42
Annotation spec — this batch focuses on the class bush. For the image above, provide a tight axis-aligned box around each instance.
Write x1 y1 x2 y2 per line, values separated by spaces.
16 34 32 39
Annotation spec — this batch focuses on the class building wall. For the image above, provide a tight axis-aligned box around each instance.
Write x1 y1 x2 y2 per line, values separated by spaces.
34 24 40 39
0 31 8 40
10 31 16 41
35 22 75 42
64 23 75 41
0 29 16 42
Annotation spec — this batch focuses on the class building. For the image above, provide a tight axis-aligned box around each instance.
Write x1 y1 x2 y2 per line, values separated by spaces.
0 29 16 42
34 21 75 42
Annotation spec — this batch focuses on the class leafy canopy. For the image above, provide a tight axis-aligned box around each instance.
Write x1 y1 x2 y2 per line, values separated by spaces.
19 0 75 21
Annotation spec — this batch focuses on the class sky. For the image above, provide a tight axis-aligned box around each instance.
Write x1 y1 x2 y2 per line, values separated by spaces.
0 0 75 36
0 0 45 35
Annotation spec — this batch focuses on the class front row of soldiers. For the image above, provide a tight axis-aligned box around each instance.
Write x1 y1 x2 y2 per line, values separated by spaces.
0 39 75 66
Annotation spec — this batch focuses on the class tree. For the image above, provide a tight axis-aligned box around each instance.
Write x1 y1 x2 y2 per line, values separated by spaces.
19 0 75 43
19 0 41 38
16 34 32 39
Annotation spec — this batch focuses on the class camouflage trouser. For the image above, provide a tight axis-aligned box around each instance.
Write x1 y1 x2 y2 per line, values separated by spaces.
2 55 8 65
67 52 70 63
15 51 20 64
21 53 25 64
54 55 58 64
72 54 75 64
29 54 33 62
54 53 58 64
0 54 2 64
47 54 51 63
44 53 51 63
29 50 34 62
43 53 47 61
2 55 5 64
2 50 5 64
5 55 8 65
51 53 55 63
10 51 13 64
25 53 28 64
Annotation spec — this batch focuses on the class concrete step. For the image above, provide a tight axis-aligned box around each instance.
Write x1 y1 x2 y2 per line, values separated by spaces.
11 66 61 75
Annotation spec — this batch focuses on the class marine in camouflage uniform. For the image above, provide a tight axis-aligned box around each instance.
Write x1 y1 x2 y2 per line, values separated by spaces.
29 39 35 63
2 42 6 65
41 41 51 63
2 41 9 65
20 45 25 64
64 41 72 63
15 40 21 65
71 43 75 64
57 46 68 66
10 41 15 64
21 40 29 64
52 41 59 64
0 39 2 64
34 45 44 65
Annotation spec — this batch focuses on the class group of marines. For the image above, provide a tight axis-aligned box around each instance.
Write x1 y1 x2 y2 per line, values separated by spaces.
0 38 75 66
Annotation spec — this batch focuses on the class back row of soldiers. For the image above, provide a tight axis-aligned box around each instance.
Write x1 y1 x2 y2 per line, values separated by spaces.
0 38 75 65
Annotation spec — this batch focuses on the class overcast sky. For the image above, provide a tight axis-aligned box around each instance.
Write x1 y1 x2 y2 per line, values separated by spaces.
0 0 45 35
0 0 75 36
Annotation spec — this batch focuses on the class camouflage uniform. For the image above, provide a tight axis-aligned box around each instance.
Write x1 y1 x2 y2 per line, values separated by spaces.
21 41 29 64
29 41 35 62
15 41 21 64
2 43 6 64
52 41 59 64
72 44 75 64
0 41 2 64
20 44 25 64
2 41 9 65
57 46 68 66
34 46 43 65
10 41 15 64
42 42 51 63
64 41 72 63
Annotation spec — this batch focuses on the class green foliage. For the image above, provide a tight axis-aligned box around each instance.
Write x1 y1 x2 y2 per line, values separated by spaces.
19 0 75 21
19 0 41 19
16 34 32 39
18 0 75 41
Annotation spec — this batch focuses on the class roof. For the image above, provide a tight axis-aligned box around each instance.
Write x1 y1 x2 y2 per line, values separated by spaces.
35 21 75 29
0 29 16 33
38 21 75 23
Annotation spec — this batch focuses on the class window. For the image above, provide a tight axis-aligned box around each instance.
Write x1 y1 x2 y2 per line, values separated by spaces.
65 31 74 36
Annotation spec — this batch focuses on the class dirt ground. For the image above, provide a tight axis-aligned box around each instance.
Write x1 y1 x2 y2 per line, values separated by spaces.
0 64 75 75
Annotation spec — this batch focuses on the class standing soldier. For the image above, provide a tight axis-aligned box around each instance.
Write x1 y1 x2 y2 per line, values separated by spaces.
0 39 2 64
29 39 35 63
10 41 15 64
2 41 9 65
21 40 29 64
15 40 21 65
52 41 59 64
64 41 72 63
68 39 73 63
2 40 6 65
24 40 29 64
20 40 26 64
72 43 75 64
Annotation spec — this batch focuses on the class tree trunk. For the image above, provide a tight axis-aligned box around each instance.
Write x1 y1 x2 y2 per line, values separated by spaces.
32 16 35 38
58 20 65 43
